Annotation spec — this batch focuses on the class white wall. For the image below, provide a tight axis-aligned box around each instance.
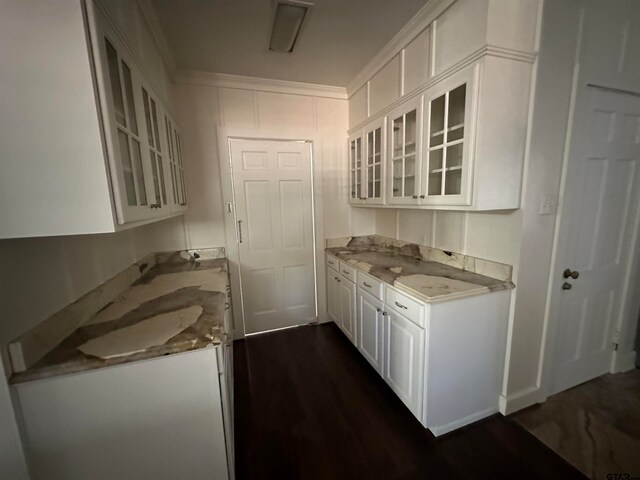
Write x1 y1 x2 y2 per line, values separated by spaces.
173 79 375 250
375 209 522 266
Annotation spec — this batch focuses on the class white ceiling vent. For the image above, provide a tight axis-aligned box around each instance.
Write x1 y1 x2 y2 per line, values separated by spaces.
269 1 313 53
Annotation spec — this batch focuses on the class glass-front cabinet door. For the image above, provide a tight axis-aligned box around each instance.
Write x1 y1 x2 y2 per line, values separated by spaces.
388 97 423 205
348 133 364 205
363 117 386 205
100 35 157 224
164 113 188 213
422 64 478 206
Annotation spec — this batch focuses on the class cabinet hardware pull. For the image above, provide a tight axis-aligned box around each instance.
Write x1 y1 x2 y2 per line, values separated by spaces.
382 311 388 316
335 277 341 282
412 195 418 199
376 308 382 313
395 301 408 309
420 195 425 199
237 220 243 243
562 282 572 290
342 270 350 275
363 282 372 288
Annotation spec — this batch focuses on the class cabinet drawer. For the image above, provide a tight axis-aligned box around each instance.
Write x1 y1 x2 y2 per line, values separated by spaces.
357 271 383 300
339 262 357 282
326 254 339 272
385 286 425 328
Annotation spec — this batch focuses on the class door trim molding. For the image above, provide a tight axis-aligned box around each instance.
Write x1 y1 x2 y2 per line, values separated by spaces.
217 127 326 339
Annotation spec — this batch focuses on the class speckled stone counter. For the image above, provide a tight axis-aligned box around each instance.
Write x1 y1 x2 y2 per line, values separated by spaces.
326 236 514 303
11 252 229 384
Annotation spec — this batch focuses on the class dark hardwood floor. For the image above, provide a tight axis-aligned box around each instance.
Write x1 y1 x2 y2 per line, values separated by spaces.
234 322 586 480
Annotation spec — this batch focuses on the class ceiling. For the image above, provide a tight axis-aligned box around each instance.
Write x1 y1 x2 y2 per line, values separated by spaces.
151 0 428 87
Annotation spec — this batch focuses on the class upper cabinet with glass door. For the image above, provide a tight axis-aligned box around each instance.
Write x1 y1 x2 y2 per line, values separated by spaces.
422 65 478 206
348 133 365 205
0 0 189 239
388 97 423 206
363 117 386 205
350 118 387 205
164 113 188 213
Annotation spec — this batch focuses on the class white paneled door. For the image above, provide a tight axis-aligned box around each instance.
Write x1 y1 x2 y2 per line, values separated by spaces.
550 86 640 394
230 139 316 334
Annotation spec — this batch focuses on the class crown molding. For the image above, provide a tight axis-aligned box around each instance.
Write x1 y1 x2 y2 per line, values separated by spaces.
346 0 456 97
136 0 177 75
173 70 349 100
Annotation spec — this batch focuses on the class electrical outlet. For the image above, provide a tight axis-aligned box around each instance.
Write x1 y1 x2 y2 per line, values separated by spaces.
539 195 556 215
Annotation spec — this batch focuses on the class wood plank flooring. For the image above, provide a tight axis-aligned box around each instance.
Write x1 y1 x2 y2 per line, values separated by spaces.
234 323 586 480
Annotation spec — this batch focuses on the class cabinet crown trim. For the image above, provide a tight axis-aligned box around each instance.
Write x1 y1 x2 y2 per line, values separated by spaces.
348 46 535 134
174 70 348 100
346 0 456 96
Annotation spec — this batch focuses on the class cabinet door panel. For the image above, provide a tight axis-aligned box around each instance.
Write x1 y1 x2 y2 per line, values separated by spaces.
422 64 478 206
384 310 424 419
357 288 384 374
387 97 423 205
363 117 386 205
90 6 158 224
348 134 364 204
339 279 356 345
326 272 340 323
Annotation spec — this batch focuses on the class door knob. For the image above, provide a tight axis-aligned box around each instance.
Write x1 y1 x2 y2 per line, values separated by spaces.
562 282 572 290
563 269 579 279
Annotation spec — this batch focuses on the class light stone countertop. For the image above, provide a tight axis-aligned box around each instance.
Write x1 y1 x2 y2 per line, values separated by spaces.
11 254 229 384
326 246 514 303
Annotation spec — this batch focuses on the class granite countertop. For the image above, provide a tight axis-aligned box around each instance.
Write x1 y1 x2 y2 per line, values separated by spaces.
326 245 514 303
11 254 230 384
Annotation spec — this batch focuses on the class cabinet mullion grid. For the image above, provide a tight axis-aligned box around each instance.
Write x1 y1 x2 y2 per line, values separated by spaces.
165 117 179 206
441 91 449 196
106 39 146 208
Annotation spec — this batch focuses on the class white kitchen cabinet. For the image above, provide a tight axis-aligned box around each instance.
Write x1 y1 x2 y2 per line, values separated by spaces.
350 117 386 205
348 132 365 204
14 347 233 480
325 253 511 435
383 308 425 419
387 96 424 206
326 269 341 323
363 117 387 205
356 288 384 375
339 276 357 345
422 64 478 206
346 0 536 211
0 0 186 239
325 255 357 346
164 113 188 212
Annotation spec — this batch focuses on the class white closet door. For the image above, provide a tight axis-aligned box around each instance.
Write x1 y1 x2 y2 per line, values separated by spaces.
230 139 316 334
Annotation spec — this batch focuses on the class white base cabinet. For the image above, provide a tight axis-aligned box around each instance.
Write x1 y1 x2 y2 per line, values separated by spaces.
14 347 233 480
357 288 385 375
326 256 356 346
383 308 425 420
326 254 510 435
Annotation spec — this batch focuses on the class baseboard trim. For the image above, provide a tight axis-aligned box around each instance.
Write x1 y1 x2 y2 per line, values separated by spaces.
429 406 498 436
612 350 637 373
499 386 546 415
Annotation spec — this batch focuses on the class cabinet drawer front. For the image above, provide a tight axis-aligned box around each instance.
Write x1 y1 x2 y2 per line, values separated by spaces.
357 271 383 300
326 254 339 272
339 262 357 282
385 286 425 328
